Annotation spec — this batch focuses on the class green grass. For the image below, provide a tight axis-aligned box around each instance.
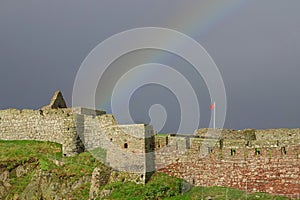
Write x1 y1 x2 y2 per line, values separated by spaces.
168 186 289 200
0 140 109 199
103 178 289 200
0 140 62 198
5 170 36 199
0 140 62 170
156 133 168 136
72 182 91 200
103 173 183 200
0 140 107 177
89 147 107 163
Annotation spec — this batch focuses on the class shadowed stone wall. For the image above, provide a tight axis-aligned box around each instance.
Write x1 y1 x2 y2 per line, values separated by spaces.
74 109 155 184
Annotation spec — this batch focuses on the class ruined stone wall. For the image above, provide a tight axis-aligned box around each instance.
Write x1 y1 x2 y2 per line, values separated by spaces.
155 136 188 170
2 97 299 190
195 128 300 143
0 105 155 184
105 124 152 183
0 108 81 156
156 131 300 197
72 109 155 184
74 112 116 151
255 128 300 142
0 90 156 184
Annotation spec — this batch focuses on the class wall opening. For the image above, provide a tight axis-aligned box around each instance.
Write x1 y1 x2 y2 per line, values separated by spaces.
124 143 128 149
255 148 261 155
219 139 223 149
208 147 213 154
231 149 236 156
157 139 161 148
281 147 287 155
110 138 113 142
246 141 251 147
39 110 44 116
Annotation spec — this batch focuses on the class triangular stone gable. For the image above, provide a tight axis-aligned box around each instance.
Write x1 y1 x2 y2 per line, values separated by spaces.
43 91 67 109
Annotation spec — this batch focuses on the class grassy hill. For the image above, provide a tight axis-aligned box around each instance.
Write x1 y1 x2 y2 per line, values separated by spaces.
0 140 290 199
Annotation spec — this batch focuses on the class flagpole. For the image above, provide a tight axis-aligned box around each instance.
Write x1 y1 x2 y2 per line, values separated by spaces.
213 101 216 129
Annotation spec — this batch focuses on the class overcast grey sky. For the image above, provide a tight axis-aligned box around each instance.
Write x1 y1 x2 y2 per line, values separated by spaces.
0 0 299 131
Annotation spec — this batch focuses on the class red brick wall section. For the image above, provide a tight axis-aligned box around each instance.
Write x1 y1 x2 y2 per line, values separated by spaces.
158 145 300 198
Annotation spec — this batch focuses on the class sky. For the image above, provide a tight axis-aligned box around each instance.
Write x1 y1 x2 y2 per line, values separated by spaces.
0 0 299 132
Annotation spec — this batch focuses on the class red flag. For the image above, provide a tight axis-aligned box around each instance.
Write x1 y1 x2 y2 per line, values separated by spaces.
210 102 215 110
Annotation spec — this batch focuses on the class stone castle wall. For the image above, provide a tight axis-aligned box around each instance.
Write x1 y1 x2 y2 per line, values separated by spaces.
0 106 155 184
0 91 157 184
0 108 81 156
155 130 300 198
0 91 299 192
74 110 155 183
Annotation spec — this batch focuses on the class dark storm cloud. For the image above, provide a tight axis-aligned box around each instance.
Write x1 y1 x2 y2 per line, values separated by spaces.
0 0 299 131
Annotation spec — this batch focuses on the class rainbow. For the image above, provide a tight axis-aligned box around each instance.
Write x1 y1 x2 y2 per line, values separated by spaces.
95 1 249 114
166 0 248 38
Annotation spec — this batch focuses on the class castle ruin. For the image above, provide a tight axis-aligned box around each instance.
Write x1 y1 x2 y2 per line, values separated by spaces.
0 91 155 184
0 91 299 197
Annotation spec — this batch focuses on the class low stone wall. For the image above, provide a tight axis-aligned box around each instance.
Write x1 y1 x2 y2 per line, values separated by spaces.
0 108 81 156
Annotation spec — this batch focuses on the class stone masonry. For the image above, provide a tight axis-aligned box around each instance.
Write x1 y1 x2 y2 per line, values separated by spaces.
0 91 155 184
156 129 300 198
0 91 299 195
